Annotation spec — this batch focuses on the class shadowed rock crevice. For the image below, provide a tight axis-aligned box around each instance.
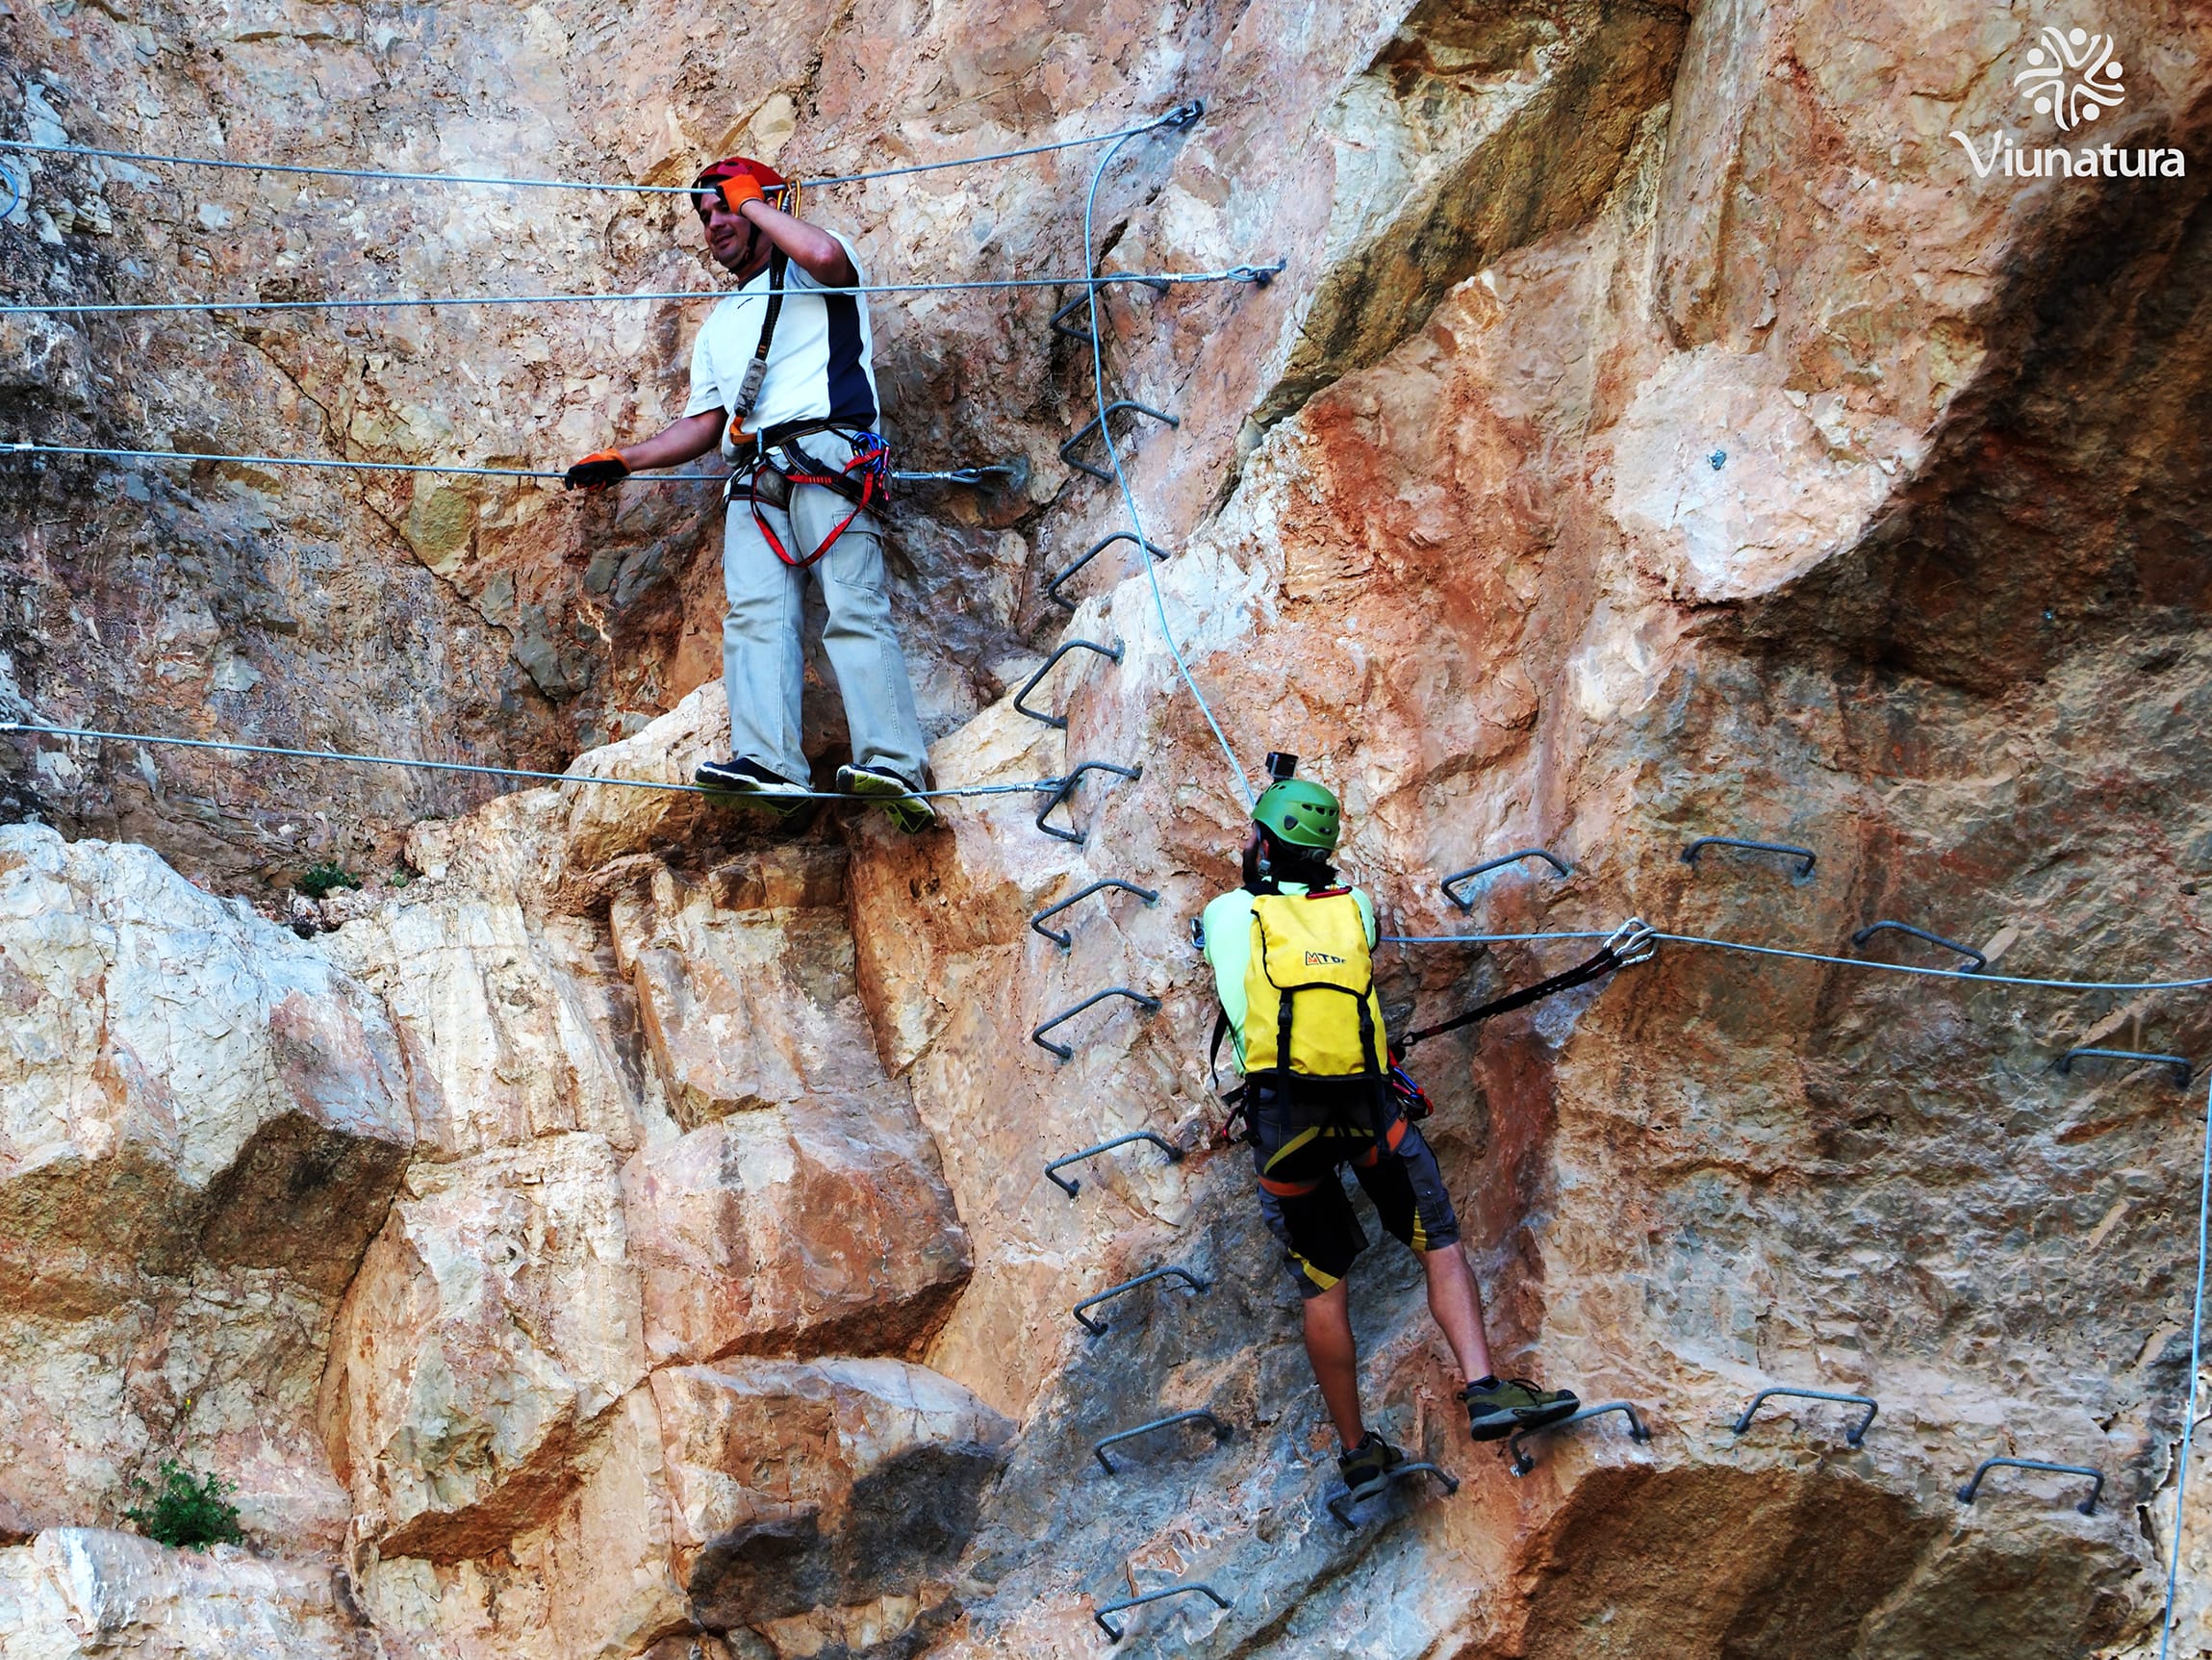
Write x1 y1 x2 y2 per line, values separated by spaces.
1499 1465 1944 1659
1723 89 2212 694
1253 0 1687 430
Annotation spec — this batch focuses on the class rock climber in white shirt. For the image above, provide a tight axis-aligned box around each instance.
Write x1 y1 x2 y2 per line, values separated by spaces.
566 155 934 832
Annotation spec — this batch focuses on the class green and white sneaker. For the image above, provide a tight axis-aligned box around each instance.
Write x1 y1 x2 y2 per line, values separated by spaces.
1335 1431 1405 1500
1462 1377 1580 1443
837 763 936 834
694 755 812 820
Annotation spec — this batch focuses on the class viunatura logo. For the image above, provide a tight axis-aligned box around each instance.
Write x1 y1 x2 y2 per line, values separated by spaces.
2015 26 2125 130
1950 20 2184 180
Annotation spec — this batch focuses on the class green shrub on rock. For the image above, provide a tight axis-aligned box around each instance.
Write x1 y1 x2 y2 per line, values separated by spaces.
124 1460 243 1549
295 863 362 899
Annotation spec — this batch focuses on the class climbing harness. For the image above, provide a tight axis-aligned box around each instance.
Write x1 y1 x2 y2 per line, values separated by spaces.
735 421 894 570
699 240 893 568
1396 919 1656 1050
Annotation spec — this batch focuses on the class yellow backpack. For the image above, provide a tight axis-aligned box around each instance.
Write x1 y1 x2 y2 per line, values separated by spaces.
1241 889 1388 1079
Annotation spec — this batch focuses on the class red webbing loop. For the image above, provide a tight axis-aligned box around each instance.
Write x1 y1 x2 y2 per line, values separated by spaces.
746 435 892 569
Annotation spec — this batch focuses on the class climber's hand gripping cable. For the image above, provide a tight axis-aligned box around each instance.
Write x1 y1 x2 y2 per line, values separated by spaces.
563 450 629 491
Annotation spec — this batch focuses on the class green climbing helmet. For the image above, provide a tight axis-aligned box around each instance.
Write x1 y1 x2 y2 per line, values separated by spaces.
1253 777 1341 851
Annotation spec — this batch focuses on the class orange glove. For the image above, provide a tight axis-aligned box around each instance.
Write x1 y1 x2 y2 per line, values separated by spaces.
564 450 629 490
715 173 765 215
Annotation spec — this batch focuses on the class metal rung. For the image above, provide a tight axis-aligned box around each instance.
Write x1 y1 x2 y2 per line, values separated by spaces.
1851 920 1986 973
1045 530 1171 611
1045 1129 1183 1197
1049 272 1173 344
1957 1456 2103 1515
1440 848 1570 912
1031 879 1159 948
2056 1047 2193 1086
1327 1460 1459 1527
1732 1386 1877 1447
1031 986 1161 1060
1073 1264 1209 1334
1508 1400 1652 1477
1092 1409 1231 1474
1093 1580 1231 1642
1012 637 1123 728
1035 760 1141 844
1681 836 1817 880
1059 400 1178 482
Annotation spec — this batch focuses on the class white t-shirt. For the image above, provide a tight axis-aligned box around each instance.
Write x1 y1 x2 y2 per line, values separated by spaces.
682 227 880 458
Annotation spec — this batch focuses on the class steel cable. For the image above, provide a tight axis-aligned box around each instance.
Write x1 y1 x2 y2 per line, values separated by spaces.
1079 116 1256 805
0 721 1062 802
1 441 709 480
0 108 1196 198
0 264 1283 317
0 440 996 488
2161 1072 2212 1659
1384 928 2212 994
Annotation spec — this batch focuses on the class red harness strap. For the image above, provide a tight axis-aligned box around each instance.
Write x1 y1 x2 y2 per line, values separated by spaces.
747 434 891 569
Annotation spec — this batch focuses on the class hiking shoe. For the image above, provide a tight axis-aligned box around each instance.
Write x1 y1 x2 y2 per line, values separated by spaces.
694 755 811 817
1335 1431 1404 1499
836 762 937 834
1462 1378 1580 1443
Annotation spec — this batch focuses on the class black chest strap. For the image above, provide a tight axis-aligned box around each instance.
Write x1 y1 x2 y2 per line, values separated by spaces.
729 249 789 430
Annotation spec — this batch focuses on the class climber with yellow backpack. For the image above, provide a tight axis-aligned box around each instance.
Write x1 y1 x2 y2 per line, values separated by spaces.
1197 756 1580 1503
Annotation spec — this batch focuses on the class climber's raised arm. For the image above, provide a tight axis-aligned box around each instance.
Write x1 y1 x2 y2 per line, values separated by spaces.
710 176 856 288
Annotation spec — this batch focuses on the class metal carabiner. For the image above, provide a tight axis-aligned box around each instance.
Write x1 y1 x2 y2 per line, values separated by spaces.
1606 917 1659 966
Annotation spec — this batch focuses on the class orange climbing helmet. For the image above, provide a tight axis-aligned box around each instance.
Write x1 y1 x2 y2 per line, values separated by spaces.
692 155 799 220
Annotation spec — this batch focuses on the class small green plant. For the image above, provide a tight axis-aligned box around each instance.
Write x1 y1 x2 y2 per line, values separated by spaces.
124 1460 243 1549
295 862 362 900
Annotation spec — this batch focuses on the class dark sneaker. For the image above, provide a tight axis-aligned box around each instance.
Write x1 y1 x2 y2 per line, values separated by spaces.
836 762 936 833
694 755 811 817
1335 1431 1404 1499
1462 1378 1580 1443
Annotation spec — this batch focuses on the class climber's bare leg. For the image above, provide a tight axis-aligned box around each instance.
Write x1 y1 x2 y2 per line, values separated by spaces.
1417 1241 1494 1387
1302 1281 1366 1448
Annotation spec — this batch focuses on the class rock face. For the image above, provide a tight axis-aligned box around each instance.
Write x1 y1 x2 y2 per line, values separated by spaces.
0 1528 377 1659
0 823 411 1550
2 0 2211 1657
